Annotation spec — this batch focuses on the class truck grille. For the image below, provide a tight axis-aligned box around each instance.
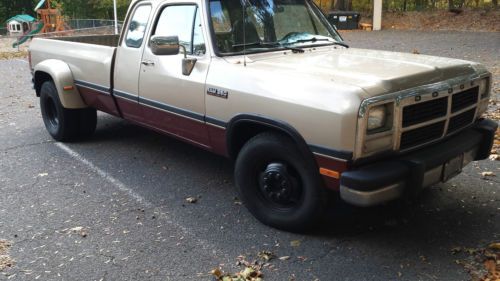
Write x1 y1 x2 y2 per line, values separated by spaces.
400 121 446 150
402 97 448 127
399 87 479 151
451 87 479 113
447 109 476 134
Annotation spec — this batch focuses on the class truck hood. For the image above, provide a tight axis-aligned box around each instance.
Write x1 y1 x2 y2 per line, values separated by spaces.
241 47 480 98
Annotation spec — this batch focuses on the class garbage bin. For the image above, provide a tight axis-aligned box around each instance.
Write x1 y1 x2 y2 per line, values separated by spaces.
327 11 361 30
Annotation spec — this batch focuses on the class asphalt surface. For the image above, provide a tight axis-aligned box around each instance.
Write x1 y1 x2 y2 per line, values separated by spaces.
0 30 499 281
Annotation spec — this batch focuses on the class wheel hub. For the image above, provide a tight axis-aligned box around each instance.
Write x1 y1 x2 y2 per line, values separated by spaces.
259 163 297 205
45 97 59 127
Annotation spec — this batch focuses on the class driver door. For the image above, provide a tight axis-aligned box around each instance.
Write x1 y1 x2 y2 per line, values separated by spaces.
138 3 210 146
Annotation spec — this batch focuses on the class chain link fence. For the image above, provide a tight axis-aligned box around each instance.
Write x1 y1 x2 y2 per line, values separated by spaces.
67 19 123 30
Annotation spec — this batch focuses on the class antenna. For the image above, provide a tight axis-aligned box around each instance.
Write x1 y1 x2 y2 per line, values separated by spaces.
242 0 247 67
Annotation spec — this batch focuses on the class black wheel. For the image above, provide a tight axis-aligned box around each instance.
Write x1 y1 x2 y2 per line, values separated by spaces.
40 81 96 141
235 132 328 232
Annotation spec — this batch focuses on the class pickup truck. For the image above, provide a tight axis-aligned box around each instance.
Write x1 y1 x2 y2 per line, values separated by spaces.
29 0 497 232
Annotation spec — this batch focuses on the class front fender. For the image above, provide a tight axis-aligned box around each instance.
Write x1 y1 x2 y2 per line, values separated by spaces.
34 59 87 109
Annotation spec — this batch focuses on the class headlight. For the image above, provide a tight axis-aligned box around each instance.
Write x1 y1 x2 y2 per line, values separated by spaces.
367 104 389 132
478 78 489 99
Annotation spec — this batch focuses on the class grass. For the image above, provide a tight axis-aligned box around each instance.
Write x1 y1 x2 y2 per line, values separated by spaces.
0 51 28 60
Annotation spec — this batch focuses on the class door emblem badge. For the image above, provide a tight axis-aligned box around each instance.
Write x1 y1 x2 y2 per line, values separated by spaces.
207 88 229 99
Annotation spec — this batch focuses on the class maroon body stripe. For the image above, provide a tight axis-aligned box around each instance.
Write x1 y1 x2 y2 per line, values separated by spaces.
114 95 224 153
141 104 210 146
207 125 229 156
78 88 346 191
115 97 144 123
77 86 120 117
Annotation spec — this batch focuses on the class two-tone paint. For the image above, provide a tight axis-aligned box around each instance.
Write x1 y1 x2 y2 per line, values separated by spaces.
29 0 492 192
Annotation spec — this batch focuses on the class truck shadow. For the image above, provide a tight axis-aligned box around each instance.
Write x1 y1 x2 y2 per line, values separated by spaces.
88 115 497 249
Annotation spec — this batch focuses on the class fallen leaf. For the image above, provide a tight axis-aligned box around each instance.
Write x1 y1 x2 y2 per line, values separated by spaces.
257 251 275 262
69 227 87 238
241 267 256 279
0 255 14 271
290 240 301 247
488 242 500 250
185 197 198 204
279 256 290 261
0 240 11 255
0 240 14 271
489 154 499 161
210 268 223 278
297 256 307 262
38 173 48 177
481 171 495 177
451 247 462 255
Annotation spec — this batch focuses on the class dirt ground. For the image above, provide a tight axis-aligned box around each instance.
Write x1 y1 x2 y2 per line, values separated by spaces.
0 37 28 54
360 9 500 32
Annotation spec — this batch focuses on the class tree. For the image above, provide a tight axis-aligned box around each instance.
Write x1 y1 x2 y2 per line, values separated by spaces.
334 0 352 10
0 0 37 23
88 0 131 20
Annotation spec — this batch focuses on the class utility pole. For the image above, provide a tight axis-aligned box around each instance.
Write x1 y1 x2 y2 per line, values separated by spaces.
373 0 382 31
113 0 119 35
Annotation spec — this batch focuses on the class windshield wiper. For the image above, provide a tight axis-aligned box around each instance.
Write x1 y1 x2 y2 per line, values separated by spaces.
285 37 350 48
232 42 305 53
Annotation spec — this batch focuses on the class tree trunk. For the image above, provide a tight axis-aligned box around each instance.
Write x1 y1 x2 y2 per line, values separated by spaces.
493 0 498 7
334 0 352 10
329 0 335 10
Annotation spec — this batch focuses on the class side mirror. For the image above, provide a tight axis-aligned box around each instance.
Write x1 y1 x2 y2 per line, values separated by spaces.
150 35 198 76
150 35 180 56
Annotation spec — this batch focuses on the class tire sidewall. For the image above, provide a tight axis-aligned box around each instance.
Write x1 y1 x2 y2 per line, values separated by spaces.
40 81 64 139
235 133 326 231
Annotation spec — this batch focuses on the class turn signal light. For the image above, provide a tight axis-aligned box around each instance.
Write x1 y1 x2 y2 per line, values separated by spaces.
319 168 340 179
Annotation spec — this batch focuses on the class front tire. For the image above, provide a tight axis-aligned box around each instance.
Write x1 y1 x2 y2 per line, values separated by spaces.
40 81 96 141
235 132 328 232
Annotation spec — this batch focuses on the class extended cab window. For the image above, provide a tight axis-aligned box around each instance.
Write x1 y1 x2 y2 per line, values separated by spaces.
153 5 206 56
125 5 152 48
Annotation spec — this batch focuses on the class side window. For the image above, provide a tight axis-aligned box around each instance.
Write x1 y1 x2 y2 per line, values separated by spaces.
153 5 206 56
192 10 206 56
125 5 152 48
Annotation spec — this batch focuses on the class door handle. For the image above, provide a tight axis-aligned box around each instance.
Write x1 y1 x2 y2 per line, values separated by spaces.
141 60 155 66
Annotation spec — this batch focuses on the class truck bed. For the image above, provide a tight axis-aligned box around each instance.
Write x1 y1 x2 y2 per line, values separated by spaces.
30 35 117 90
54 35 120 47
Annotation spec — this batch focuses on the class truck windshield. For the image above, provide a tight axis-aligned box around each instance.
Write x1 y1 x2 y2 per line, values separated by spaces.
209 0 343 55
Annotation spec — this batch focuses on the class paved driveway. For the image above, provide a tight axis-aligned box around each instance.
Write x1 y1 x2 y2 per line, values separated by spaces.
0 30 499 281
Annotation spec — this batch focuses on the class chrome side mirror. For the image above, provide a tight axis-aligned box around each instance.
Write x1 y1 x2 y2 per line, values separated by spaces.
150 35 197 76
150 35 180 56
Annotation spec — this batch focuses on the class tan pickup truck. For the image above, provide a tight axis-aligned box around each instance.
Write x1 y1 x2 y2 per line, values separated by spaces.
29 0 497 231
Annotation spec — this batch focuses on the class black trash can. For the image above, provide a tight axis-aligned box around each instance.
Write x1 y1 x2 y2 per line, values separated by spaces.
327 11 361 30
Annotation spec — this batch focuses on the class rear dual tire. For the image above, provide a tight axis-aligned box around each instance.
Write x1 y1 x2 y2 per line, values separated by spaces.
40 81 97 141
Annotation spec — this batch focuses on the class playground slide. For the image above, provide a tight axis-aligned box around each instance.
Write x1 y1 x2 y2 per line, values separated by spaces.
12 22 44 48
